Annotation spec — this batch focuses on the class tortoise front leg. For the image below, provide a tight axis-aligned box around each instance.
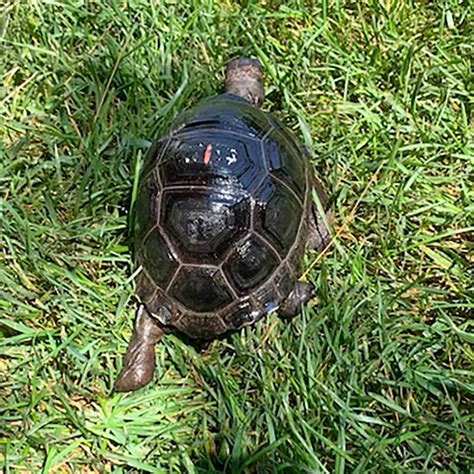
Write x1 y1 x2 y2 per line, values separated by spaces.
114 305 162 392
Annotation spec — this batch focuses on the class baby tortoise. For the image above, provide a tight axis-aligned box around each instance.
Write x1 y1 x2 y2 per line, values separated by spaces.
115 58 331 392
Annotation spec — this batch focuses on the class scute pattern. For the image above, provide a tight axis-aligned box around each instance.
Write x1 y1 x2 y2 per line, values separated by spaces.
255 178 303 256
264 128 306 196
170 266 232 313
221 299 263 330
138 228 178 288
160 189 250 263
140 140 169 180
133 93 325 337
173 312 226 339
273 265 294 300
171 94 274 139
160 131 264 192
223 234 279 294
134 171 160 239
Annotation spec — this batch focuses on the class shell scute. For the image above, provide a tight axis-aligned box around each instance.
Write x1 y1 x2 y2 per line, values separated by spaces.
136 94 315 338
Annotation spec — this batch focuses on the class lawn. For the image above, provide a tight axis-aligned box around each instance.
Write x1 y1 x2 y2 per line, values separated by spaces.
1 1 473 472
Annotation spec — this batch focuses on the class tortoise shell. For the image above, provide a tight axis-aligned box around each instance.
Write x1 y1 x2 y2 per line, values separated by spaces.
134 93 327 340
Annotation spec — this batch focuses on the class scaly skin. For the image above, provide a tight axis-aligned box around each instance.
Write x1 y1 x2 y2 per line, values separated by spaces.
114 305 162 392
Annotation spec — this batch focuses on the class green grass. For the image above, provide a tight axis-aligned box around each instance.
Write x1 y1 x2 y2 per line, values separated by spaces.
1 1 473 472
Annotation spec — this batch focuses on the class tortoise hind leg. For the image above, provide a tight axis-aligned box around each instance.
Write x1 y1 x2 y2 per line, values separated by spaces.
114 305 163 392
279 281 313 319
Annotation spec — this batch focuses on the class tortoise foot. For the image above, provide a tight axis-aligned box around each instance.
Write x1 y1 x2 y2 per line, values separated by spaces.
279 281 313 319
114 305 163 392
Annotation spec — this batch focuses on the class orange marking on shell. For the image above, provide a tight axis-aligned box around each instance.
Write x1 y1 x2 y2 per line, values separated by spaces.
203 143 212 165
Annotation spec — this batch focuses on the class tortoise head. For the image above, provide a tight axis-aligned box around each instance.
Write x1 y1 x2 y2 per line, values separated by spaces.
224 57 264 107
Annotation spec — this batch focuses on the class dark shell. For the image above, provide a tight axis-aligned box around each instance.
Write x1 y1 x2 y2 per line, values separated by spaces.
135 93 319 339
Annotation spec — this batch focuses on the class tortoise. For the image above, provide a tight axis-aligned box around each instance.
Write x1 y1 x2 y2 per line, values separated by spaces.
114 58 332 392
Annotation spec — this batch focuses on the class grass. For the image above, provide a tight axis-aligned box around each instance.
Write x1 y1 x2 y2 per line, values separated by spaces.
0 0 473 472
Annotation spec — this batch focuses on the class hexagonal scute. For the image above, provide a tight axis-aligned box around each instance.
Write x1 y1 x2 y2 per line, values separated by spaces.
159 131 265 192
138 227 178 289
224 234 279 294
160 189 250 263
170 266 232 313
134 171 161 239
170 94 274 140
263 128 307 198
255 178 304 257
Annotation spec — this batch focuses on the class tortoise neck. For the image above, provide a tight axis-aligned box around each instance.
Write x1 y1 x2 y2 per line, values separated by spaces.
224 58 264 108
